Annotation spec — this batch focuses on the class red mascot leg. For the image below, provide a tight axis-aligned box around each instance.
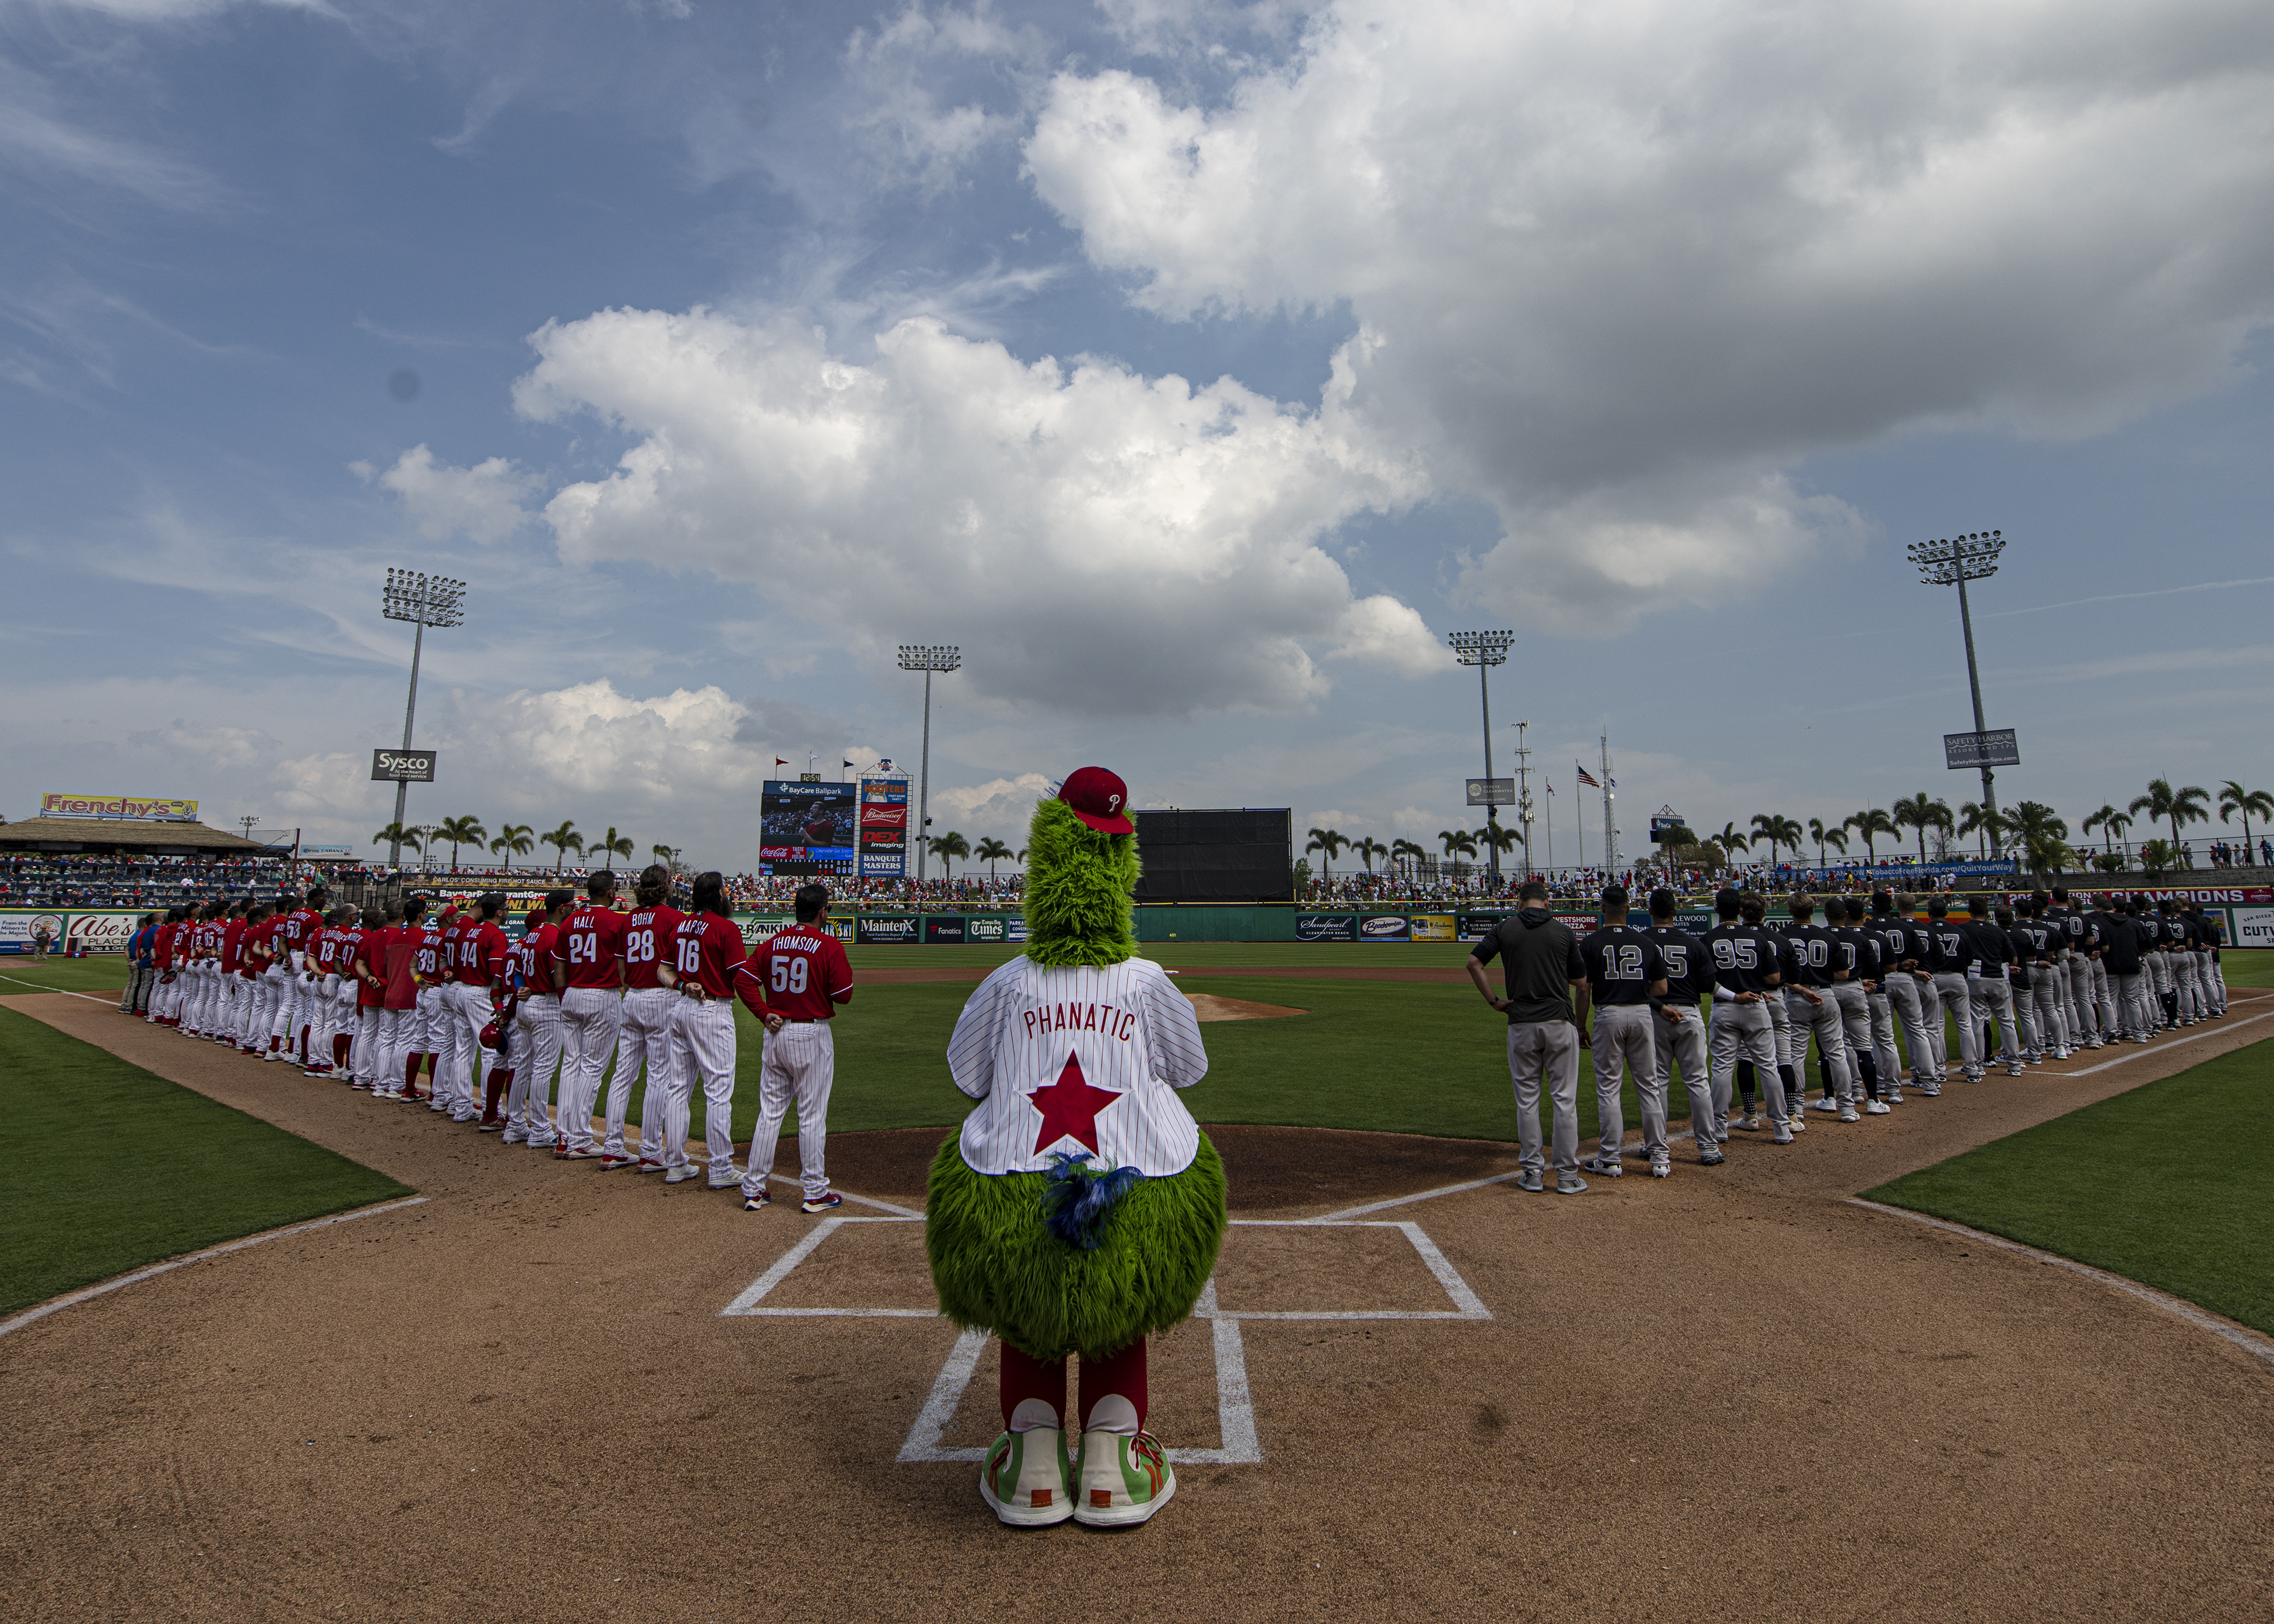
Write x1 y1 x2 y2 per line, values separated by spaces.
999 1343 1068 1431
482 1069 510 1123
1078 1337 1148 1434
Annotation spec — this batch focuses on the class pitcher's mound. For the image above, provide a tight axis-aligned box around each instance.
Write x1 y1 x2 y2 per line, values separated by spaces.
1186 992 1306 1022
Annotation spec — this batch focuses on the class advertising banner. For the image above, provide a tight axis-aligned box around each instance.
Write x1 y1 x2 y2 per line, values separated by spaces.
1409 913 1457 942
0 911 67 953
857 914 921 945
759 780 857 876
369 750 437 783
857 775 912 879
736 914 793 945
965 915 1023 943
40 792 198 822
924 916 967 944
2233 907 2274 949
1944 728 2020 769
66 911 139 953
1296 914 1357 942
1456 913 1506 942
1359 913 1411 942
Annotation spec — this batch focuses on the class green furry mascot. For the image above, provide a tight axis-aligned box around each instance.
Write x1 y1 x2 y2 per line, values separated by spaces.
926 766 1226 1529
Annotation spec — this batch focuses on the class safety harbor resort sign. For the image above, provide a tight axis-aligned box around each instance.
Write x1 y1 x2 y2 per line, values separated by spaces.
40 792 199 822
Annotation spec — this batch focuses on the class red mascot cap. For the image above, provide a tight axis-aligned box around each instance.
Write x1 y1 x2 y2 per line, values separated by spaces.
1058 766 1135 834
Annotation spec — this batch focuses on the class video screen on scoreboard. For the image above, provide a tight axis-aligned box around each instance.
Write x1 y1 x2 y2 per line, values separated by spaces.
758 781 857 875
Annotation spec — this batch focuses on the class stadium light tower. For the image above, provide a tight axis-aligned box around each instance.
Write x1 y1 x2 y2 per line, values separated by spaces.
381 569 465 868
1908 529 2005 857
897 644 961 883
1448 630 1515 884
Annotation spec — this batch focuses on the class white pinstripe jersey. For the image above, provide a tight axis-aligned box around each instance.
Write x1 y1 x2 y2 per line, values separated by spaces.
946 956 1208 1176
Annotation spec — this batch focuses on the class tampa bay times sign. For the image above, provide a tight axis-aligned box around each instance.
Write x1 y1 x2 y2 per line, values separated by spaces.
370 749 438 783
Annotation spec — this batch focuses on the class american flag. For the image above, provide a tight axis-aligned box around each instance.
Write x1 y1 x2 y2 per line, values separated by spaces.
1576 764 1601 787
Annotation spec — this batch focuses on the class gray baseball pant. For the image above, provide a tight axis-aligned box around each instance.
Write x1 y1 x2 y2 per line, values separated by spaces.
1506 1020 1580 1175
1866 990 1901 1095
1830 983 1872 1100
1709 1000 1784 1128
2066 959 2097 1041
2113 971 2153 1039
1973 976 2023 1066
1652 1003 1712 1148
2203 951 2226 1013
1886 973 1933 1083
1592 1004 1666 1163
1932 972 1978 1074
1783 988 1851 1099
2090 958 2117 1034
2029 977 2069 1054
2174 955 2204 1020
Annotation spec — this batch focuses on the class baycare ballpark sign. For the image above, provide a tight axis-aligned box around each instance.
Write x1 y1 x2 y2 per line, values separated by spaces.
40 792 199 822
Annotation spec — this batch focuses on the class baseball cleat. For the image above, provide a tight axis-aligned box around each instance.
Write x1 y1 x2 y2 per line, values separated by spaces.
2005 1062 2026 1077
1071 1428 1174 1528
1699 1149 1725 1166
1648 1157 1671 1179
1515 1168 1545 1192
1885 1089 1904 1104
743 1187 771 1211
1810 1098 1840 1114
1735 1113 1760 1132
476 1118 506 1134
706 1172 740 1191
1770 1125 1794 1145
631 1158 666 1174
557 1146 602 1160
1554 1171 1588 1195
1918 1081 1942 1096
980 1426 1074 1528
663 1164 703 1184
597 1155 638 1171
1578 1155 1622 1178
1838 1105 1860 1123
800 1191 844 1214
1865 1100 1892 1115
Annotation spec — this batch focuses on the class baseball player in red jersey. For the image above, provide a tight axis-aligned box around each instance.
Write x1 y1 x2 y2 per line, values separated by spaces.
551 872 629 1160
606 865 684 1171
219 903 250 1049
450 894 513 1127
234 903 271 1051
348 907 391 1092
504 894 571 1146
301 909 344 1076
329 910 364 1075
146 908 178 1026
286 886 331 1065
735 884 853 1212
408 902 451 1103
659 872 747 1188
428 905 465 1110
374 899 424 1099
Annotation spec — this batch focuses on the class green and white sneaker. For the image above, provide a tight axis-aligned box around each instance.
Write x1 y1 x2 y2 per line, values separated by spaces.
1071 1429 1175 1528
979 1427 1073 1527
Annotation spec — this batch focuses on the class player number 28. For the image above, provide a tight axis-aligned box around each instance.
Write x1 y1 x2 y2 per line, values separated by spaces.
625 930 654 964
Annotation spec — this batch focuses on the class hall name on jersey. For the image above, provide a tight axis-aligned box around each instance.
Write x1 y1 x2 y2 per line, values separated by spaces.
1022 1001 1138 1043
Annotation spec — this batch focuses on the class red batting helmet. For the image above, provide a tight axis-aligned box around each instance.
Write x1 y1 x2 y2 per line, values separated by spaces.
479 1020 502 1051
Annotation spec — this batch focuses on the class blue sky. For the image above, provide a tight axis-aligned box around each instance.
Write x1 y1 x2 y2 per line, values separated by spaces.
4 0 2271 871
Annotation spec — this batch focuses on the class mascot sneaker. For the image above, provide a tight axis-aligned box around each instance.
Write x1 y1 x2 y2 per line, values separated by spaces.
980 1427 1073 1528
1071 1429 1174 1528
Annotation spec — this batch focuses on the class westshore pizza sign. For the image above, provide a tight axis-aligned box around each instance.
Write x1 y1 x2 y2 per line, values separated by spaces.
40 792 199 822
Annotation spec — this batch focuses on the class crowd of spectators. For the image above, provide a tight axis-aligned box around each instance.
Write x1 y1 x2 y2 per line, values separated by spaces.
0 854 295 909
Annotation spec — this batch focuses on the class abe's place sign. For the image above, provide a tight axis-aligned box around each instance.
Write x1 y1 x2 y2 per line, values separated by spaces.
371 749 438 782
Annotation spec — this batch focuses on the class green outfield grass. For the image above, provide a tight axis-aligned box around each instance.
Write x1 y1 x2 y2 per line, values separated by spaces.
0 959 134 996
1864 1039 2274 1336
0 1006 412 1317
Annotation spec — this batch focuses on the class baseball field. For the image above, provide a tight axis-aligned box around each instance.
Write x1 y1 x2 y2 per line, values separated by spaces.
4 955 2272 1620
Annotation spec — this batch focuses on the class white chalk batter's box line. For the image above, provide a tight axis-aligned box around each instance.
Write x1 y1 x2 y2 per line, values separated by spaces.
719 1216 1492 1468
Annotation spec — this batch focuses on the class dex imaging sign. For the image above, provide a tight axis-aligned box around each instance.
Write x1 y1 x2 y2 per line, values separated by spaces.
371 749 438 782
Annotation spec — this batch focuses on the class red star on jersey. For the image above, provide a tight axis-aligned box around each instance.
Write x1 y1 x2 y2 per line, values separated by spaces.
1029 1049 1122 1156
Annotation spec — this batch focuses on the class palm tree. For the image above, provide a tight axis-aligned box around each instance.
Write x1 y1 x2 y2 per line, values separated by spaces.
2080 805 2130 861
1389 837 1427 877
2129 778 2210 852
2005 801 2071 878
1352 836 1387 875
541 820 584 872
1474 820 1521 868
491 823 534 870
1304 827 1347 881
1717 823 1750 860
1956 801 2004 858
974 837 1013 875
371 823 420 860
927 830 970 878
1844 808 1896 863
1806 818 1849 868
434 815 487 871
1437 828 1478 874
595 826 636 867
1891 792 1952 864
2217 781 2273 861
2137 837 2174 877
1750 813 1802 868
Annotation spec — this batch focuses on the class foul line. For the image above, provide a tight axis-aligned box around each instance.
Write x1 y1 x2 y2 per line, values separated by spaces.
0 1197 430 1340
2059 1009 2274 1076
0 973 122 1004
1846 1199 2274 1371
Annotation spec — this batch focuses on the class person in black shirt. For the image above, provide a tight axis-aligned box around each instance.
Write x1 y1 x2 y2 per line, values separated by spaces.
1578 885 1670 1178
1782 895 1857 1118
1924 897 1981 1082
1644 888 1717 1164
2166 905 2206 1025
1867 892 1927 1096
1737 892 1805 1131
2098 896 2149 1040
1468 878 1591 1193
1837 897 1895 1110
2191 906 2229 1016
1965 896 2025 1076
1704 889 1789 1142
1826 897 1887 1113
2009 898 2069 1060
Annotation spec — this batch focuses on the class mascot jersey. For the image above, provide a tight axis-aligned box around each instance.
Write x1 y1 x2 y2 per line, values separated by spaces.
946 956 1206 1176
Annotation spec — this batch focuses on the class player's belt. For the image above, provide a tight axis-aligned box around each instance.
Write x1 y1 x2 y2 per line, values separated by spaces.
775 1016 821 1024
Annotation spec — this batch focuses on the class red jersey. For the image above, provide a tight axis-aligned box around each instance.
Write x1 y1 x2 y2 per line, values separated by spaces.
619 905 686 991
672 911 747 999
413 923 448 985
338 926 366 992
736 924 853 1022
383 927 420 1010
355 925 390 1008
310 925 341 975
220 918 246 973
255 917 283 971
279 907 317 969
514 923 560 995
552 903 628 991
455 920 511 988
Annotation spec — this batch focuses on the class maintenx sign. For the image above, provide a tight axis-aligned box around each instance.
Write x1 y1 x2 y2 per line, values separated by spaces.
857 914 921 944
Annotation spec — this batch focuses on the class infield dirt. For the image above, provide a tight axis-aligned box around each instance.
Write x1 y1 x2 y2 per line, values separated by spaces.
4 988 2272 1623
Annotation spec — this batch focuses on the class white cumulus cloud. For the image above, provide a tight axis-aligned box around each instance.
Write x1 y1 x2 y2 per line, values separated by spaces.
355 443 537 543
514 307 1446 715
1024 0 2274 629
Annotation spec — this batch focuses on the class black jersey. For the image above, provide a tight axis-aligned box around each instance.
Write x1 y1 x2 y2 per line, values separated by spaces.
1578 924 1665 1006
2001 927 2032 990
1869 916 1914 977
1644 924 1710 1003
1783 923 1842 988
1967 920 2014 981
1826 925 1870 987
2100 914 2143 974
1925 918 1975 974
1701 922 1780 996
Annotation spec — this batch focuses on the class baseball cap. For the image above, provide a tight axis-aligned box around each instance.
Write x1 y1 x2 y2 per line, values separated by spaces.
1058 766 1135 834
